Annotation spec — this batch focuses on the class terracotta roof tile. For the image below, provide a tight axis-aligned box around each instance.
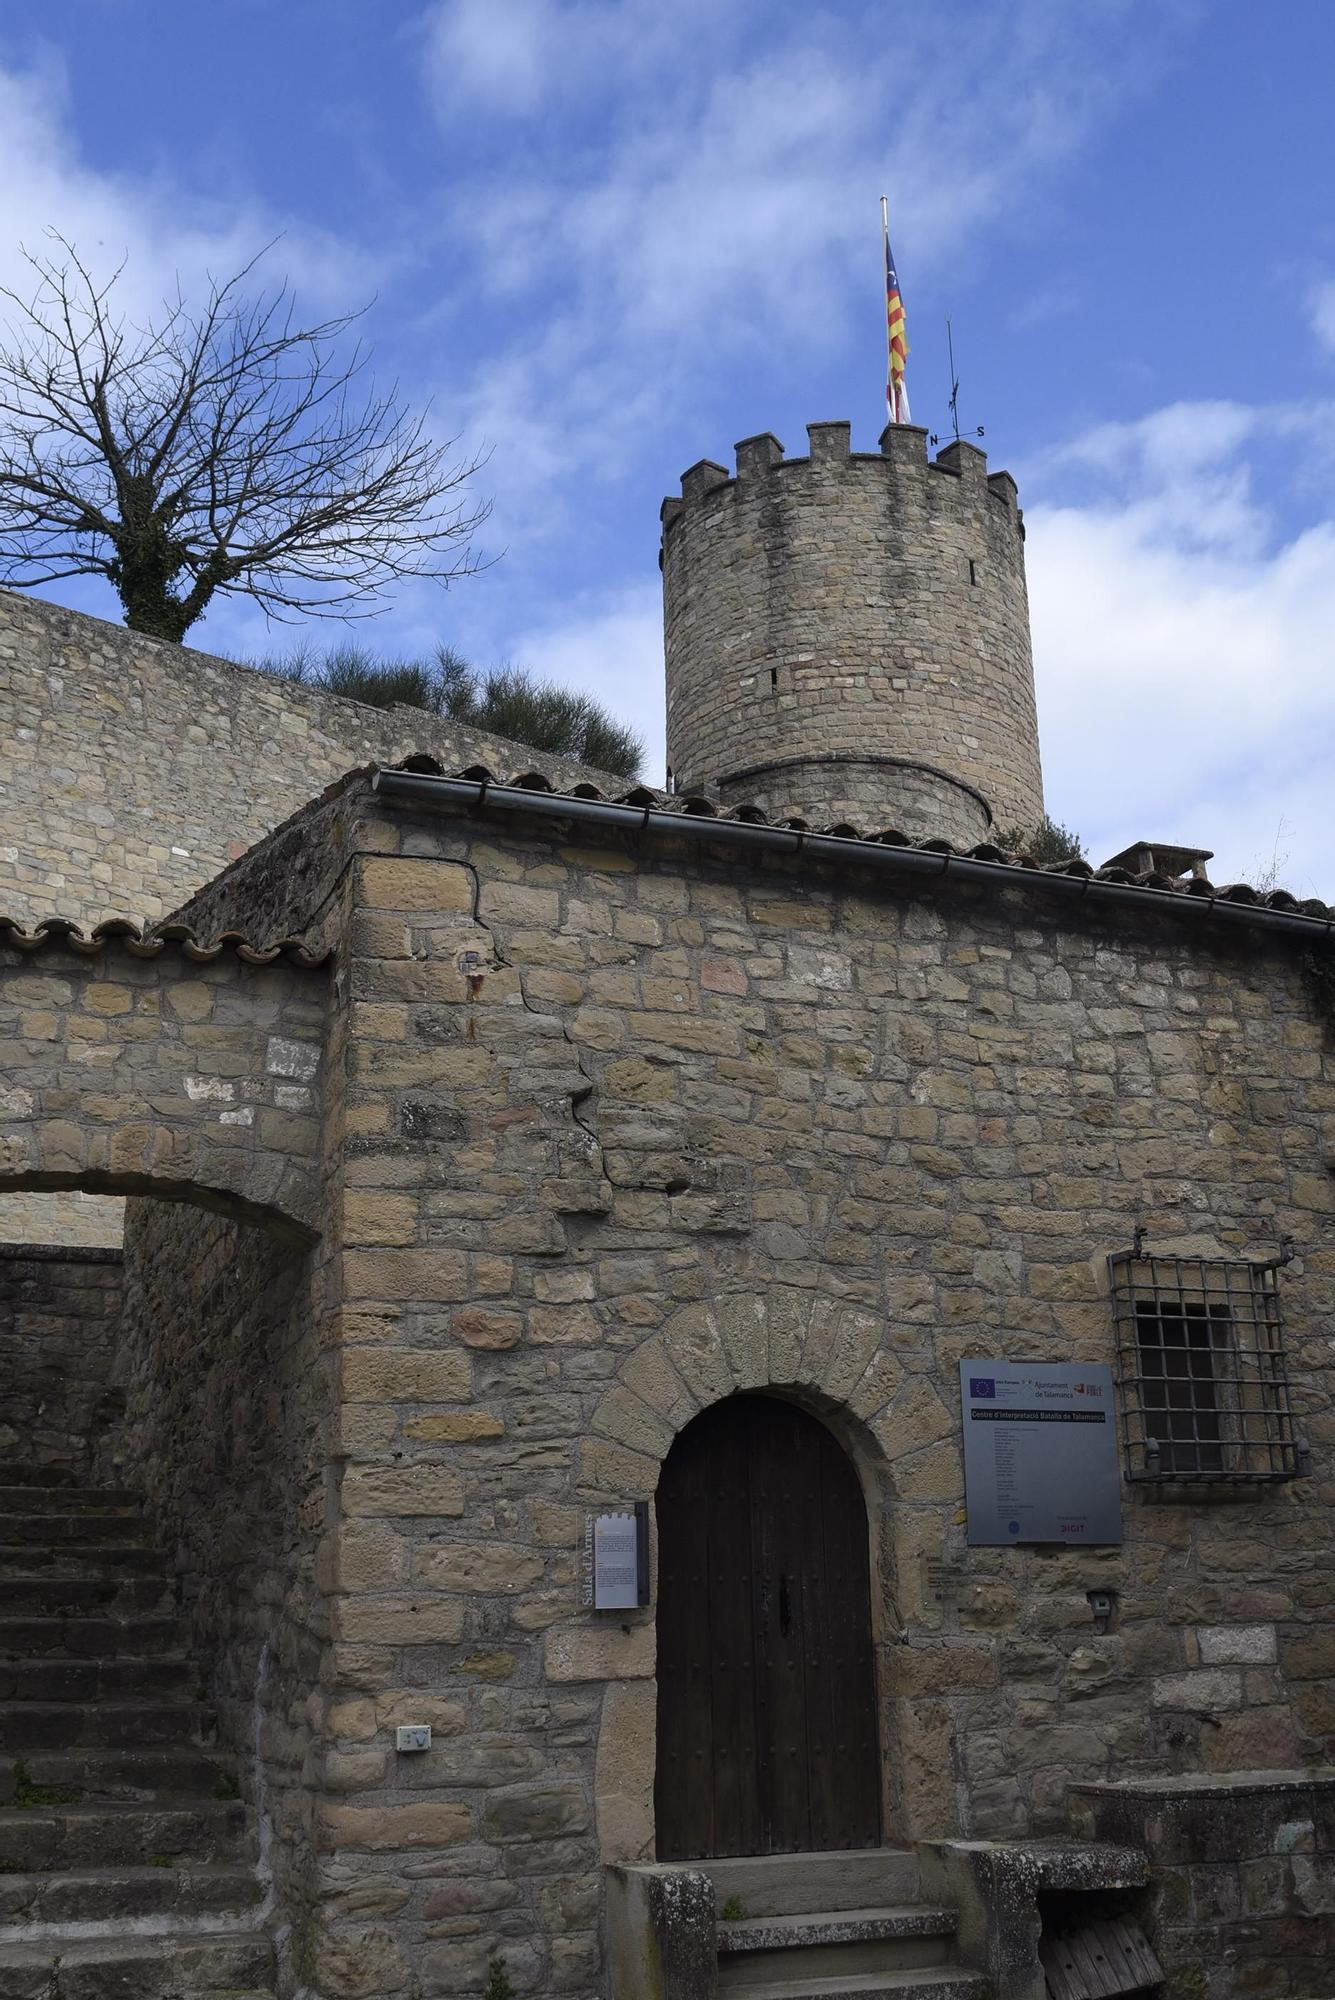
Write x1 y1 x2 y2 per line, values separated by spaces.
0 916 328 969
377 758 1335 928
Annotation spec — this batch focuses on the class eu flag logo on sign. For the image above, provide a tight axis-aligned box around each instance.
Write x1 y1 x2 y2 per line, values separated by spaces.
970 1378 996 1398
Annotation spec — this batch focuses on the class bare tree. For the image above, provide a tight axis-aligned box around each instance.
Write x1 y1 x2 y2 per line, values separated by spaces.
0 236 489 641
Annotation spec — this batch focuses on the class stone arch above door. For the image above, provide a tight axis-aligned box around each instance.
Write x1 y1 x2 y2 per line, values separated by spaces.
582 1288 964 1866
582 1289 958 1504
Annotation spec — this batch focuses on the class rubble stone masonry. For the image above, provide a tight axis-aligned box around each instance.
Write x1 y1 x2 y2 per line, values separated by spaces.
0 586 625 934
662 425 1044 841
0 1243 124 1477
0 938 329 1241
145 777 1335 1998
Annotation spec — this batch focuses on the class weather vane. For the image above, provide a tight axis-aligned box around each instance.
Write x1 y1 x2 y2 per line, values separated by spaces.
929 319 985 447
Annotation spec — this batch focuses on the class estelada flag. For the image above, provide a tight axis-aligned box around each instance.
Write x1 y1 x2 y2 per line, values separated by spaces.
885 232 910 423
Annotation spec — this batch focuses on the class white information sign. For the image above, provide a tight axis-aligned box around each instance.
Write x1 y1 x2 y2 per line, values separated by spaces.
580 1505 648 1609
959 1360 1122 1546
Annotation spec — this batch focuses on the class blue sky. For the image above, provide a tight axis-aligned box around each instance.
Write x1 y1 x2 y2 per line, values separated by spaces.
2 0 1333 888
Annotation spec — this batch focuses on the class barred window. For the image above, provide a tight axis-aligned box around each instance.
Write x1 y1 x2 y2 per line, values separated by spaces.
1109 1240 1308 1483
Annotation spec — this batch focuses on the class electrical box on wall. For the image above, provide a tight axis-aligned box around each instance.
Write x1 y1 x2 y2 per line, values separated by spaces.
580 1502 649 1610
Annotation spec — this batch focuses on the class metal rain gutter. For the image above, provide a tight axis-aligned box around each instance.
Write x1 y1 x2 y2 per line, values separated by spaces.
371 770 1335 945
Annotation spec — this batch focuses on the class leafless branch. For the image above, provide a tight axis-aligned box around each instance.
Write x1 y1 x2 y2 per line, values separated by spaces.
0 234 491 640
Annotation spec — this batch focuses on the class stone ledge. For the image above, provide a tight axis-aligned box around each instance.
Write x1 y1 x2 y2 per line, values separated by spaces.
1074 1767 1335 1799
927 1836 1150 1892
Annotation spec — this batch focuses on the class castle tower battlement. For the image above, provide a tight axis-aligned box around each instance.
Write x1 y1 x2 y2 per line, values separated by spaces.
661 420 1044 844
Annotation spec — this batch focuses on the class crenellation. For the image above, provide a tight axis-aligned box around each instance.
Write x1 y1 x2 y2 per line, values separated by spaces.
806 418 852 462
663 416 1043 840
733 430 784 477
677 457 730 504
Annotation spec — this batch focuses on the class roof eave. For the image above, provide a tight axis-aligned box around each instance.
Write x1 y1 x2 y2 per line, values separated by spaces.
371 771 1335 947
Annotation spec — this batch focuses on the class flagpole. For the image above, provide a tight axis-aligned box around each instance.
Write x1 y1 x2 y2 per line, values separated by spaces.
880 196 891 426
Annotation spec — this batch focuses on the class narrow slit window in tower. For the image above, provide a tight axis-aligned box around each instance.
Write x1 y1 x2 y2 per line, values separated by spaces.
969 559 979 586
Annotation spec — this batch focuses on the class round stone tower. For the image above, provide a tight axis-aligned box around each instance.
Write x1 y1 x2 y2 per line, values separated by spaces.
660 420 1044 845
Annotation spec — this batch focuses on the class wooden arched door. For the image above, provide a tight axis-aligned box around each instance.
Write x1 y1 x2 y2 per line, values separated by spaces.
655 1393 881 1860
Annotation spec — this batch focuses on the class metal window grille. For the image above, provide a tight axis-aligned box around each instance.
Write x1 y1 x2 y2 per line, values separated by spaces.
1109 1238 1308 1483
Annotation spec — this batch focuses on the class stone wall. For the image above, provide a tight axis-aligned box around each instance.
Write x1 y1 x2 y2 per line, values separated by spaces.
715 752 993 848
662 425 1043 837
0 584 626 934
299 782 1333 1998
119 1198 334 1985
0 936 329 1241
1072 1773 1335 1999
0 1190 123 1248
0 1243 124 1477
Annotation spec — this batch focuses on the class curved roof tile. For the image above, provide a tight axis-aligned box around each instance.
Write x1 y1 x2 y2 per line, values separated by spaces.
380 756 1333 924
0 916 328 969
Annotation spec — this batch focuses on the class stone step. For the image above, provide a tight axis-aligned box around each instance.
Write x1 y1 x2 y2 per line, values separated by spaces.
0 1579 174 1619
0 1518 152 1550
0 1861 263 1925
716 1972 988 2000
0 1659 197 1704
0 1617 185 1660
699 1850 923 1919
3 1747 236 1806
0 1546 167 1578
0 1930 274 1999
0 1801 250 1871
0 1490 142 1519
0 1471 76 1490
0 1702 219 1753
718 1907 956 1989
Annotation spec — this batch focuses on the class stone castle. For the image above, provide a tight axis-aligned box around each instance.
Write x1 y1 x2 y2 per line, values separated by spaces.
1 420 1333 2000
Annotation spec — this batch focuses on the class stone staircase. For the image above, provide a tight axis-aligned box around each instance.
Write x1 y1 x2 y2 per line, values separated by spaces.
0 1472 274 1999
702 1849 987 2000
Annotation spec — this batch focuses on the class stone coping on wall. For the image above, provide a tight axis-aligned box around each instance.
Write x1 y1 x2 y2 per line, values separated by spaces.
923 1837 1151 1889
0 1242 124 1265
1074 1768 1335 1798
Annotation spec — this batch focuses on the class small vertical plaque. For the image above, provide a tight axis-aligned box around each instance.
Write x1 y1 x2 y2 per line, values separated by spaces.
581 1502 649 1609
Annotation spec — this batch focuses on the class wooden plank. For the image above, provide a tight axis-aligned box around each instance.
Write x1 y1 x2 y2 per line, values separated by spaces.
1040 1917 1163 2000
1039 1934 1090 2000
654 1403 714 1858
709 1400 761 1857
1104 1916 1163 1985
750 1397 811 1852
812 1410 880 1849
800 1411 839 1851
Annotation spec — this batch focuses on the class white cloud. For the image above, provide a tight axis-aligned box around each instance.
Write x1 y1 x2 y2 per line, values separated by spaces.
419 0 1199 534
421 0 660 115
1026 400 1335 896
511 581 665 779
1312 278 1335 354
0 55 373 329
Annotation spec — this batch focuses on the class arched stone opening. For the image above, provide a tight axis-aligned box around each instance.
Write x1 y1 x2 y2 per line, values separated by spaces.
0 1176 326 1980
0 937 328 1247
586 1290 961 1866
0 1165 316 1247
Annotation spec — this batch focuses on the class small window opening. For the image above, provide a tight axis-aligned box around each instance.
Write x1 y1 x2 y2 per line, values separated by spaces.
1109 1241 1307 1482
968 559 979 586
770 665 779 690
